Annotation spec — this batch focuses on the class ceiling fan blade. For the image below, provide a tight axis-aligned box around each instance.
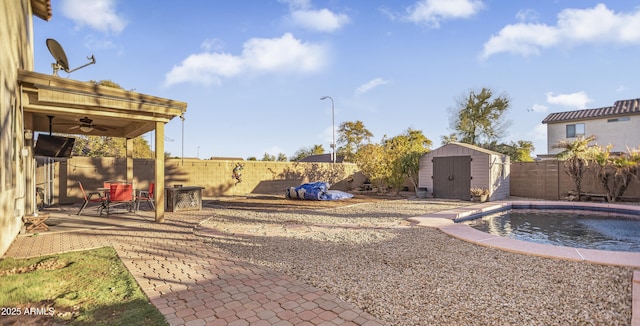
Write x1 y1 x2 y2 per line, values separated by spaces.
68 125 80 130
94 126 108 131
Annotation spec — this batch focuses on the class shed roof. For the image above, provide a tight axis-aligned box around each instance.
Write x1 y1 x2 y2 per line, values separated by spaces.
427 142 505 157
541 98 639 124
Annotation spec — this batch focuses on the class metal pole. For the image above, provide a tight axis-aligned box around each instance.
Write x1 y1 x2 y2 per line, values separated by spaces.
180 115 185 165
320 96 336 163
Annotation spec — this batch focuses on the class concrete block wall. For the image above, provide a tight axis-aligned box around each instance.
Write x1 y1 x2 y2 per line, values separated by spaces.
43 157 365 204
510 160 639 200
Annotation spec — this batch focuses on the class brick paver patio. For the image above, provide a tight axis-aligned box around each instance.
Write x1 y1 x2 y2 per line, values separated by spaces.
3 208 383 326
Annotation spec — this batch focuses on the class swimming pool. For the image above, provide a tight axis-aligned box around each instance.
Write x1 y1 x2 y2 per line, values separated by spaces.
462 209 640 253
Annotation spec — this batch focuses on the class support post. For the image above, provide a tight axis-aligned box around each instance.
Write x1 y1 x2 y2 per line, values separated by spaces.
155 122 165 222
126 138 133 184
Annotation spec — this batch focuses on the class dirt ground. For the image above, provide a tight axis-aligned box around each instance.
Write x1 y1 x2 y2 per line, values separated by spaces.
202 192 413 211
198 192 429 239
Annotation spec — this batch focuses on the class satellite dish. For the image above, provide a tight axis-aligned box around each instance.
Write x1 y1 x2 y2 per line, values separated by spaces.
46 38 96 76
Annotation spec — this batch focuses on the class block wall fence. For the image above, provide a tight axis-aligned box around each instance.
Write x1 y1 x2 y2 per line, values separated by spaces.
510 160 640 200
38 157 367 204
37 157 639 205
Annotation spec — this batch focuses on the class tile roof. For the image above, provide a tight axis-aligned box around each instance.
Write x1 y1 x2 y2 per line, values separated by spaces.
541 98 639 124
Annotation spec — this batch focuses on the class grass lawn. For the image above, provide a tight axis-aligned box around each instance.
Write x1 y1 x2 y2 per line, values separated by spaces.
0 246 167 325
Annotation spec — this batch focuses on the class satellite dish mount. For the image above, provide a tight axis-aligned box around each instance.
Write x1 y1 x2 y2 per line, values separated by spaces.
46 38 96 76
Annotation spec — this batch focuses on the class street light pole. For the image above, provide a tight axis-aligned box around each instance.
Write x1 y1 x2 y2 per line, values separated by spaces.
320 96 335 163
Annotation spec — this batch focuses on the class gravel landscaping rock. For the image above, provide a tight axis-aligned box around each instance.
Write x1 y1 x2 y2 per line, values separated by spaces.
199 197 634 325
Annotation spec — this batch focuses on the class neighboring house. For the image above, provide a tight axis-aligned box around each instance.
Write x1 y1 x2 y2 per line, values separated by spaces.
0 0 186 256
542 98 640 156
298 153 345 163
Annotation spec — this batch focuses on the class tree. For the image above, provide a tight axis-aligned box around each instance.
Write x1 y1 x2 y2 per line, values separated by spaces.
484 140 535 162
337 120 373 162
553 135 598 201
440 133 458 145
382 129 432 193
276 153 288 162
354 143 388 192
260 152 287 161
354 128 432 194
290 144 325 161
593 145 640 202
72 135 153 158
449 88 510 146
70 80 154 157
261 153 275 161
89 79 123 89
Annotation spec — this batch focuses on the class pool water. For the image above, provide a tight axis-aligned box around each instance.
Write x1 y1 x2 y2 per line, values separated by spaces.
463 209 640 252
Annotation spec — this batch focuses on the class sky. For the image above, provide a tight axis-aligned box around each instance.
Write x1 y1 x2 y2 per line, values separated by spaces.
32 0 640 159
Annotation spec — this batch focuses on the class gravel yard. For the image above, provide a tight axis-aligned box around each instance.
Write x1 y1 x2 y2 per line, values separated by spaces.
199 195 634 325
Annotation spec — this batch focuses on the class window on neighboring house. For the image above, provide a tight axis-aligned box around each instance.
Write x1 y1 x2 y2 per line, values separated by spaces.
566 123 585 138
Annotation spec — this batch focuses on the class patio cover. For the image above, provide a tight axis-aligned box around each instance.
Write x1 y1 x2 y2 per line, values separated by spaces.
18 69 187 222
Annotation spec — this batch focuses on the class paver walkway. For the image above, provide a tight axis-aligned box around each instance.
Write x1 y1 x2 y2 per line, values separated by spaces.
4 209 383 325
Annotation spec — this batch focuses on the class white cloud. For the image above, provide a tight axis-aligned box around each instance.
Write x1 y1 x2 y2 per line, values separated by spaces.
164 33 326 87
290 9 350 32
60 0 127 34
355 78 390 96
481 4 640 59
321 125 336 146
531 123 547 141
83 35 116 51
200 38 224 51
279 0 311 10
546 91 592 110
530 104 548 113
515 9 539 23
616 85 628 92
279 0 350 32
405 0 484 28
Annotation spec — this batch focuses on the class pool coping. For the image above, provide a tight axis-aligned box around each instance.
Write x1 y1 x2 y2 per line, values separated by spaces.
408 200 640 325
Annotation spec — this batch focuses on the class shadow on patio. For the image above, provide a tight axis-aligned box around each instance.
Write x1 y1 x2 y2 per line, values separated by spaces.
21 203 156 235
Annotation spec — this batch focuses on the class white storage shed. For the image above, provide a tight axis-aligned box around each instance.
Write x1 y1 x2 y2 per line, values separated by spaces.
418 142 510 201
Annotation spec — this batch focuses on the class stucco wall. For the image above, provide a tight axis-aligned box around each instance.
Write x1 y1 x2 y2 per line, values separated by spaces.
0 0 34 256
546 115 640 154
40 157 365 204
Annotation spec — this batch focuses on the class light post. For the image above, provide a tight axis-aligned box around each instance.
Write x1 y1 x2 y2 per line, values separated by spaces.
320 96 336 163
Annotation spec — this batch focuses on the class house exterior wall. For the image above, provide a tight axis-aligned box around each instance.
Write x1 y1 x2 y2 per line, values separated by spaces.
546 115 640 154
419 143 510 200
0 1 35 256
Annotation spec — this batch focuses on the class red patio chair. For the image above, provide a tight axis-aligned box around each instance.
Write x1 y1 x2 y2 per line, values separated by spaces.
135 182 155 212
104 183 134 215
77 181 106 215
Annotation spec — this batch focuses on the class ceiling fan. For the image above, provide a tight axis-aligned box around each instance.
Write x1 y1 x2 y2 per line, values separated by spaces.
68 117 109 133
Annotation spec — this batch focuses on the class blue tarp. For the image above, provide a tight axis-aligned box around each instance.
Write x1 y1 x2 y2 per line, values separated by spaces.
286 182 353 201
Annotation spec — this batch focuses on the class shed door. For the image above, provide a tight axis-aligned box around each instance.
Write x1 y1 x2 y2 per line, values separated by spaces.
432 156 471 200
